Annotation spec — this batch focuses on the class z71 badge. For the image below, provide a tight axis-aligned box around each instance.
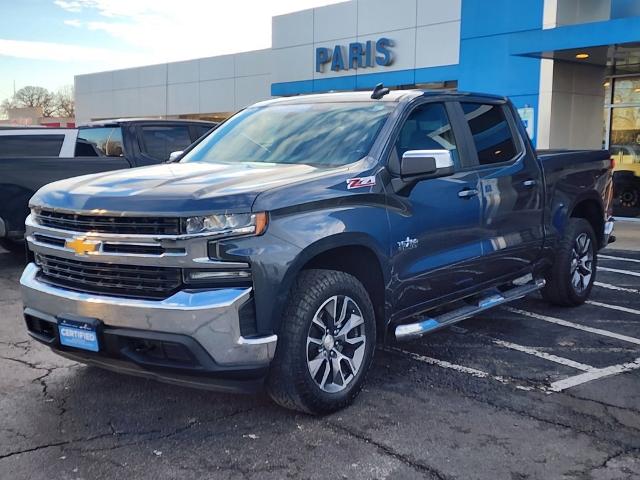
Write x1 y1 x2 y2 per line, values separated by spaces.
346 176 376 189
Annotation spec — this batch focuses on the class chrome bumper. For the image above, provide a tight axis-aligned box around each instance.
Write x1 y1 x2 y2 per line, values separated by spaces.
20 263 277 367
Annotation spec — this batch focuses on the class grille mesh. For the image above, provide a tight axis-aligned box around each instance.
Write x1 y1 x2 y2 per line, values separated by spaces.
36 210 181 236
36 254 182 299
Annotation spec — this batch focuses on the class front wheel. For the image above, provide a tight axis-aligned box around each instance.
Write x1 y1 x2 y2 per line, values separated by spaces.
267 269 376 414
542 218 597 306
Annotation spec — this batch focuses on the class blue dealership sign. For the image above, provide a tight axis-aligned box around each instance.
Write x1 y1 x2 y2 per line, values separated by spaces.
316 38 394 73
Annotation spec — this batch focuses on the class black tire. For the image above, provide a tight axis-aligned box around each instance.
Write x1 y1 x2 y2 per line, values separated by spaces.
0 238 24 253
542 218 597 307
267 269 376 415
613 183 640 217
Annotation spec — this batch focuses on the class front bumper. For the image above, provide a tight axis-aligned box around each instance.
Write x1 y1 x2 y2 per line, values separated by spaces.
20 263 277 391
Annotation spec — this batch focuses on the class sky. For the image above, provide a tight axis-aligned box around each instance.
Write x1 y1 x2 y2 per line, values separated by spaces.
0 0 344 103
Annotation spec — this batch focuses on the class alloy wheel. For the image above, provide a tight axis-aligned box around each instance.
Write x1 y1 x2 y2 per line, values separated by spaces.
570 232 594 294
306 295 367 393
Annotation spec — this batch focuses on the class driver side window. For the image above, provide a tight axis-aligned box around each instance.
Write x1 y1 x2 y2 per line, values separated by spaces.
395 103 459 165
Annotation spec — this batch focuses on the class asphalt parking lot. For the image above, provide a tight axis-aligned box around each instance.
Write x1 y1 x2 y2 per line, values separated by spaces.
1 228 640 480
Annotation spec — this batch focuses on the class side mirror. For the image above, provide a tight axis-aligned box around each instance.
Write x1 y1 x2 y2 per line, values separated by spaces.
400 150 454 180
168 150 184 162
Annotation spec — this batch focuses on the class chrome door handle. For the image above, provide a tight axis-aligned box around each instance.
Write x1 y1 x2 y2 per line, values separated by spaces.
458 188 479 199
523 179 537 187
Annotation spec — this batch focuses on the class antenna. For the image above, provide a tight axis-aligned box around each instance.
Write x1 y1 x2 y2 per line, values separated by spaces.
371 83 390 100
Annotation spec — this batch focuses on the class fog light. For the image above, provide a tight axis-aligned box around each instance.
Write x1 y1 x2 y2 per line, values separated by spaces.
184 270 251 283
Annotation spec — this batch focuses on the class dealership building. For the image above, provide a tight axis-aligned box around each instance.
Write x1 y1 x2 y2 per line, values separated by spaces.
75 0 640 151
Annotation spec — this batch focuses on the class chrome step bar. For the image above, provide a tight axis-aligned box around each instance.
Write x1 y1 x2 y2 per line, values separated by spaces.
395 279 546 341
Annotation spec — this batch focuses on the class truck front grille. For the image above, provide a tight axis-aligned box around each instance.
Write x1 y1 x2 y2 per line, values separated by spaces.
35 254 182 300
36 210 181 236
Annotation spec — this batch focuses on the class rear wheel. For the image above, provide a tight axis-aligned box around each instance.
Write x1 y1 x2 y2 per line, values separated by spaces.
267 269 376 414
614 183 640 217
542 218 597 306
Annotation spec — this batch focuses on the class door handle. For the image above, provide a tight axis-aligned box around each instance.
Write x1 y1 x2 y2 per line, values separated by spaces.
458 188 479 199
523 179 537 187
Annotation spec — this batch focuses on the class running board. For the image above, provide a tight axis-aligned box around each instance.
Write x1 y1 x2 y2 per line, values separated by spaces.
395 279 546 341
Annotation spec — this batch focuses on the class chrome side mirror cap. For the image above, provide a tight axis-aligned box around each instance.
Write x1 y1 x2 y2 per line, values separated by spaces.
400 149 455 180
168 150 184 162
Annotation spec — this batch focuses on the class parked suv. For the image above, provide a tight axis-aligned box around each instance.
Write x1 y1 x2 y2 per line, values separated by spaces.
21 89 614 414
0 119 216 250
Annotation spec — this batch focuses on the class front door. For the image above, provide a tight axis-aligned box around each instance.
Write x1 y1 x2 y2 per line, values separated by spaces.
387 101 484 319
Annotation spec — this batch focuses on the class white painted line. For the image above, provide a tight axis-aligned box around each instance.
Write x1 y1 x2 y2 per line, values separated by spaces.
613 216 640 224
386 347 492 378
383 347 540 392
503 307 640 346
549 357 640 392
493 340 594 372
599 254 640 264
598 266 640 277
594 281 640 294
586 300 640 316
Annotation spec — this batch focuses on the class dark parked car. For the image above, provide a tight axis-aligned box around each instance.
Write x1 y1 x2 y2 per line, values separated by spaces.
21 88 614 414
0 119 216 251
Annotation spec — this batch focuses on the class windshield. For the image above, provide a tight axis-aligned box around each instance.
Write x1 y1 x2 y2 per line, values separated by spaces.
182 102 395 167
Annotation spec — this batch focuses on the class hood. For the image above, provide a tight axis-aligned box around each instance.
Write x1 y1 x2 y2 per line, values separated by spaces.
31 161 341 216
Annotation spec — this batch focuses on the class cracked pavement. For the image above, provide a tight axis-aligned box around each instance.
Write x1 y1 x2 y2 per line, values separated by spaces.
1 243 640 480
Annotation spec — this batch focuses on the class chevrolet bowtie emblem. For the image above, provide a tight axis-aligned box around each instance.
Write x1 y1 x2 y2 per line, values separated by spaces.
65 237 101 255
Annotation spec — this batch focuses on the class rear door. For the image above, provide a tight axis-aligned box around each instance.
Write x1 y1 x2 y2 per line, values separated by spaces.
458 100 544 280
386 100 484 317
26 127 131 187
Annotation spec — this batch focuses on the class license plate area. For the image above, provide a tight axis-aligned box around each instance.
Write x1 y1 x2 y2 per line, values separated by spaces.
58 315 101 352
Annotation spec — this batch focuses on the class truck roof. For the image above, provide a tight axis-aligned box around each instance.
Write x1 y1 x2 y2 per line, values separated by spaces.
254 89 508 107
80 118 217 128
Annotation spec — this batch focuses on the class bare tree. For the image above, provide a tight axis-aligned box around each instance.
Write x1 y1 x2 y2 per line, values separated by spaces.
0 97 18 118
55 85 75 118
14 86 56 116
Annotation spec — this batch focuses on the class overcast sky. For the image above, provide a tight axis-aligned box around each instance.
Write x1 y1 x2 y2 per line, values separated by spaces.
0 0 343 103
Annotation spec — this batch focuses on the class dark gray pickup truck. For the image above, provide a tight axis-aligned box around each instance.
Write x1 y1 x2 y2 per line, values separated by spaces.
0 119 215 251
21 88 614 414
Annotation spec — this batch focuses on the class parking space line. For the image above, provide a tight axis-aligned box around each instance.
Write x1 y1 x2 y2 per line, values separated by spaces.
503 307 640 346
492 340 594 372
599 254 640 264
594 281 640 294
383 347 538 391
385 347 493 378
549 357 640 392
586 300 640 315
598 267 640 277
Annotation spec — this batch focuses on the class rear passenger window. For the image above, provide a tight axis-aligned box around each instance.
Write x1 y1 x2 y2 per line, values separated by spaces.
76 127 124 157
0 135 64 157
395 103 459 164
195 125 214 139
461 103 518 165
141 126 192 161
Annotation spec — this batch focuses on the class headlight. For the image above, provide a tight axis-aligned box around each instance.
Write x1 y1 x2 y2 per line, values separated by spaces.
184 212 268 236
